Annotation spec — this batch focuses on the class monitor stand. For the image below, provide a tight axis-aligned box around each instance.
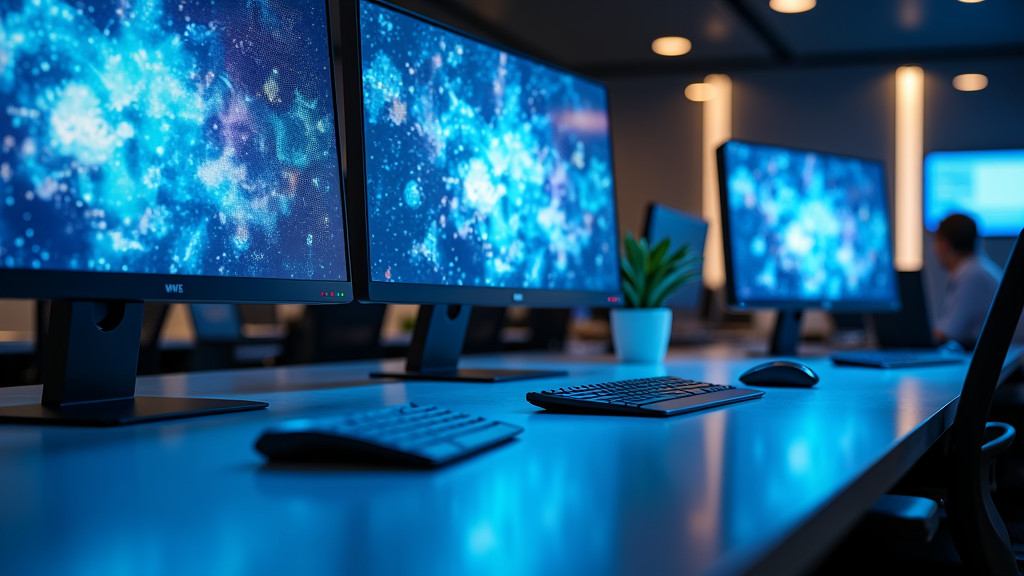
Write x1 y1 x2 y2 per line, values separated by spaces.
770 310 803 356
0 300 267 426
371 304 567 383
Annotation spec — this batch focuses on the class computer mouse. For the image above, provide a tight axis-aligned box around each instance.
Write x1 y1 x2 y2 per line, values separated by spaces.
738 360 819 387
940 339 967 354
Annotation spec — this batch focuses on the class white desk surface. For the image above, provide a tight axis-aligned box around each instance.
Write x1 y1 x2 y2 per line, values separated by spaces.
0 347 989 576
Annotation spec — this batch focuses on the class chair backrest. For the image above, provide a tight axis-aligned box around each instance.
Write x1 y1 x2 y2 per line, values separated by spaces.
948 227 1024 576
189 304 243 343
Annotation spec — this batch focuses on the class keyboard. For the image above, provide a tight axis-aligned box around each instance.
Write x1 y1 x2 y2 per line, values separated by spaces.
830 348 967 369
255 403 523 467
526 376 764 417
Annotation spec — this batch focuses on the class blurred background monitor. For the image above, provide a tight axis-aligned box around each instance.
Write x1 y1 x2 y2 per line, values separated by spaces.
642 203 710 345
642 203 707 311
924 149 1024 238
0 0 352 425
717 140 900 355
340 0 622 381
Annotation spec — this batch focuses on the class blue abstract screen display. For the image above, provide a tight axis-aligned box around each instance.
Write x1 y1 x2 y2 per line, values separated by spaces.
720 141 897 307
0 0 347 281
356 1 619 292
924 149 1024 237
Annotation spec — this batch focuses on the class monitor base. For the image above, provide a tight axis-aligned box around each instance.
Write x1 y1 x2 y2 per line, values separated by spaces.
371 368 567 383
0 396 268 427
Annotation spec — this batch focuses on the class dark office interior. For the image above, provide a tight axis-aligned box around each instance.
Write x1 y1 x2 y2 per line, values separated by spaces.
1 1 1024 574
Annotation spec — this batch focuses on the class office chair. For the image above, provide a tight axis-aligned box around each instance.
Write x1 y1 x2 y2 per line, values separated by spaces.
944 226 1024 575
819 229 1024 575
281 303 387 363
189 304 285 370
462 307 508 354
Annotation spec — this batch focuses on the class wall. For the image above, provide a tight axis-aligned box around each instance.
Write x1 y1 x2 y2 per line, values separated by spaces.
605 76 705 237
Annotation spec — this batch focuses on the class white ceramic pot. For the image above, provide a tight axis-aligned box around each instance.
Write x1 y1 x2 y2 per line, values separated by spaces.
610 308 673 364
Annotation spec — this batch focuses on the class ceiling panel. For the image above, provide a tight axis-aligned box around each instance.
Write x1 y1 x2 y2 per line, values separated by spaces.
386 0 774 72
443 0 774 67
372 0 1024 75
740 0 1024 59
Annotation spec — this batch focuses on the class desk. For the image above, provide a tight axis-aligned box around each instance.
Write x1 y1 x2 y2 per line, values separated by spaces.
0 348 1012 576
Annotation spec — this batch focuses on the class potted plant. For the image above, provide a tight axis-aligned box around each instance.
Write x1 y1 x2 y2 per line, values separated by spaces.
611 233 700 363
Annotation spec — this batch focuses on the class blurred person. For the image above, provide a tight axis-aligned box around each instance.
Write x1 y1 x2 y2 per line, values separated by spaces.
932 213 1003 348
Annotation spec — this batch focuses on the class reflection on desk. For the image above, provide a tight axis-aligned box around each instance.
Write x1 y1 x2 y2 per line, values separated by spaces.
0 347 1014 576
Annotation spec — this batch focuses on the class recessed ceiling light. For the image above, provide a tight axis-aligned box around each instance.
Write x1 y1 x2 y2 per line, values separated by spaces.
953 73 988 91
958 0 984 3
651 36 692 57
685 82 717 102
770 0 816 14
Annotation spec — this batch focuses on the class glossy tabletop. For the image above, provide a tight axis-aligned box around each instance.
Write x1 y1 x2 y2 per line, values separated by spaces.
0 348 1000 576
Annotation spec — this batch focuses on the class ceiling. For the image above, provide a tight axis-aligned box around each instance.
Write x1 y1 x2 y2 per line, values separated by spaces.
386 0 1024 77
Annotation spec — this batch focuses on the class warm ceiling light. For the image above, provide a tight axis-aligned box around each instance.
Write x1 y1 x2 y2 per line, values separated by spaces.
651 36 692 57
953 73 988 91
685 82 717 102
769 0 816 13
958 0 984 3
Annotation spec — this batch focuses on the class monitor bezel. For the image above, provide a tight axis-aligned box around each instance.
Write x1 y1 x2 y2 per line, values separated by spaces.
923 147 1024 238
0 0 353 305
339 0 624 309
716 139 901 314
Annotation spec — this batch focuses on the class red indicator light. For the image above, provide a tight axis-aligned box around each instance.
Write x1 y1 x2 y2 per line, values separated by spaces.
607 296 620 303
320 292 325 297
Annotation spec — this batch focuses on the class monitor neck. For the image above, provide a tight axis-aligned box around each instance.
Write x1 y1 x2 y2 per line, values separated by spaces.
771 310 803 356
42 300 143 406
407 304 471 375
370 304 567 383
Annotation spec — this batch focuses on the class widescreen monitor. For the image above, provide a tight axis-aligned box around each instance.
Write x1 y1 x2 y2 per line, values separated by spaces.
924 149 1024 238
0 0 351 425
717 140 900 355
340 0 622 381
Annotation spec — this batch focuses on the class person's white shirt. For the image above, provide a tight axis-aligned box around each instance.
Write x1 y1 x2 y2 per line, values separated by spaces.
935 253 1003 348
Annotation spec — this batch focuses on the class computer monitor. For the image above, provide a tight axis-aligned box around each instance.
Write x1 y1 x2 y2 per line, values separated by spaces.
642 204 707 311
0 0 352 425
924 148 1024 238
717 140 900 355
642 203 709 345
339 0 622 381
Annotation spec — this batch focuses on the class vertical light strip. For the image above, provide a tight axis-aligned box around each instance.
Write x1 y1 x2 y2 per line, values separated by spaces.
701 74 732 288
894 65 924 271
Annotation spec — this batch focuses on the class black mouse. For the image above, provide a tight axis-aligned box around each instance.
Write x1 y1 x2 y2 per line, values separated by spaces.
739 360 819 387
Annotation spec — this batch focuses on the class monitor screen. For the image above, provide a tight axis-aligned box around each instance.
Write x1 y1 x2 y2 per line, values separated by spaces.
717 140 899 312
642 204 707 310
344 0 621 307
0 0 350 303
924 149 1024 238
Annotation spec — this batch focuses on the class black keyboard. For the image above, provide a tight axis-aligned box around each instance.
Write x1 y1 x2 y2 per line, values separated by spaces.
830 348 967 368
526 376 764 417
255 403 523 467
